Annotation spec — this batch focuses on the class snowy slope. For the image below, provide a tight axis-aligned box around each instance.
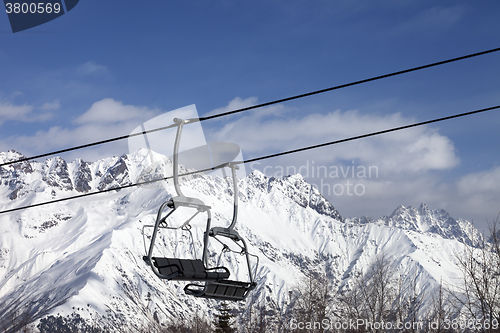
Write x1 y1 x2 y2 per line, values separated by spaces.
0 149 475 330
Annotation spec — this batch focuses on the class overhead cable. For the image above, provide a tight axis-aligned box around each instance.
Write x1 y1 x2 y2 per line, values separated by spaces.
1 46 499 168
198 47 500 122
1 104 498 215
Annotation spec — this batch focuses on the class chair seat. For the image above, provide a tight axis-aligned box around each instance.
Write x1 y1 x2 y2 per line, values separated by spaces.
152 257 230 281
185 280 255 301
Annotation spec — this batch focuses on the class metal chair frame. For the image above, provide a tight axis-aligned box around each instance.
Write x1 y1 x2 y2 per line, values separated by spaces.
142 118 257 300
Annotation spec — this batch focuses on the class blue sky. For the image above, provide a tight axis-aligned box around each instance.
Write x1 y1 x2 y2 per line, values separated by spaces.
1 1 500 229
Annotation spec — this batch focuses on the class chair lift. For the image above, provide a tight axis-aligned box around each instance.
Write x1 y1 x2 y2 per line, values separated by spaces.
142 118 257 301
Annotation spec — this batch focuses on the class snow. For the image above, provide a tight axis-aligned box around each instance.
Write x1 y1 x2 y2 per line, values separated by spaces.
0 149 476 329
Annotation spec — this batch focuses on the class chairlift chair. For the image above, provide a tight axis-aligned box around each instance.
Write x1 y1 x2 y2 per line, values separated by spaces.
142 118 257 301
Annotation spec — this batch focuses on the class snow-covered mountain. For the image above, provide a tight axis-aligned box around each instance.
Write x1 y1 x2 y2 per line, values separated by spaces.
0 149 478 331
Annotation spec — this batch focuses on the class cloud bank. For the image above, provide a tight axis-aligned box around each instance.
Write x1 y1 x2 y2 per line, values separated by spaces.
1 96 497 228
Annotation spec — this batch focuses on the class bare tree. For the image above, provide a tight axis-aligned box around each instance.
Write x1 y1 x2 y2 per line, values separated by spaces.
289 267 331 333
344 253 396 329
241 293 269 333
335 253 431 332
1 303 37 333
426 278 455 333
451 218 500 332
189 310 212 333
252 301 269 333
273 291 295 333
391 270 427 332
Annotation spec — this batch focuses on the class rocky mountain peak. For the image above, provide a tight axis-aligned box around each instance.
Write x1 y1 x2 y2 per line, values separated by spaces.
97 154 130 191
247 170 342 221
418 202 430 214
73 159 92 193
0 150 32 174
43 157 73 191
383 203 480 246
0 149 25 163
0 151 477 244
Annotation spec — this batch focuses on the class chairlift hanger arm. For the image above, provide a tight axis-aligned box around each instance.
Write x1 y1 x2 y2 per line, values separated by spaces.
228 163 239 231
172 118 187 198
147 201 174 259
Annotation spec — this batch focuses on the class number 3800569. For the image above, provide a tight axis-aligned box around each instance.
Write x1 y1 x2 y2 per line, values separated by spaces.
5 2 61 14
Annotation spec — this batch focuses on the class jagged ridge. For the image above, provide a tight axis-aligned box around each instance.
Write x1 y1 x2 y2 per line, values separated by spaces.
0 149 476 331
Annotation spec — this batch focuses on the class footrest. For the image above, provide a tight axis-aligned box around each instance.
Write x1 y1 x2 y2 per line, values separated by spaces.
185 280 256 301
150 257 230 281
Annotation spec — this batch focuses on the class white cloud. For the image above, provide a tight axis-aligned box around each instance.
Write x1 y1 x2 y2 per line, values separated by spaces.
426 167 500 229
3 98 161 161
404 132 459 171
457 167 500 198
75 98 158 124
0 101 54 125
204 101 500 227
76 61 109 76
41 99 60 110
321 163 500 230
209 107 459 174
204 97 259 118
2 96 495 230
0 102 33 124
